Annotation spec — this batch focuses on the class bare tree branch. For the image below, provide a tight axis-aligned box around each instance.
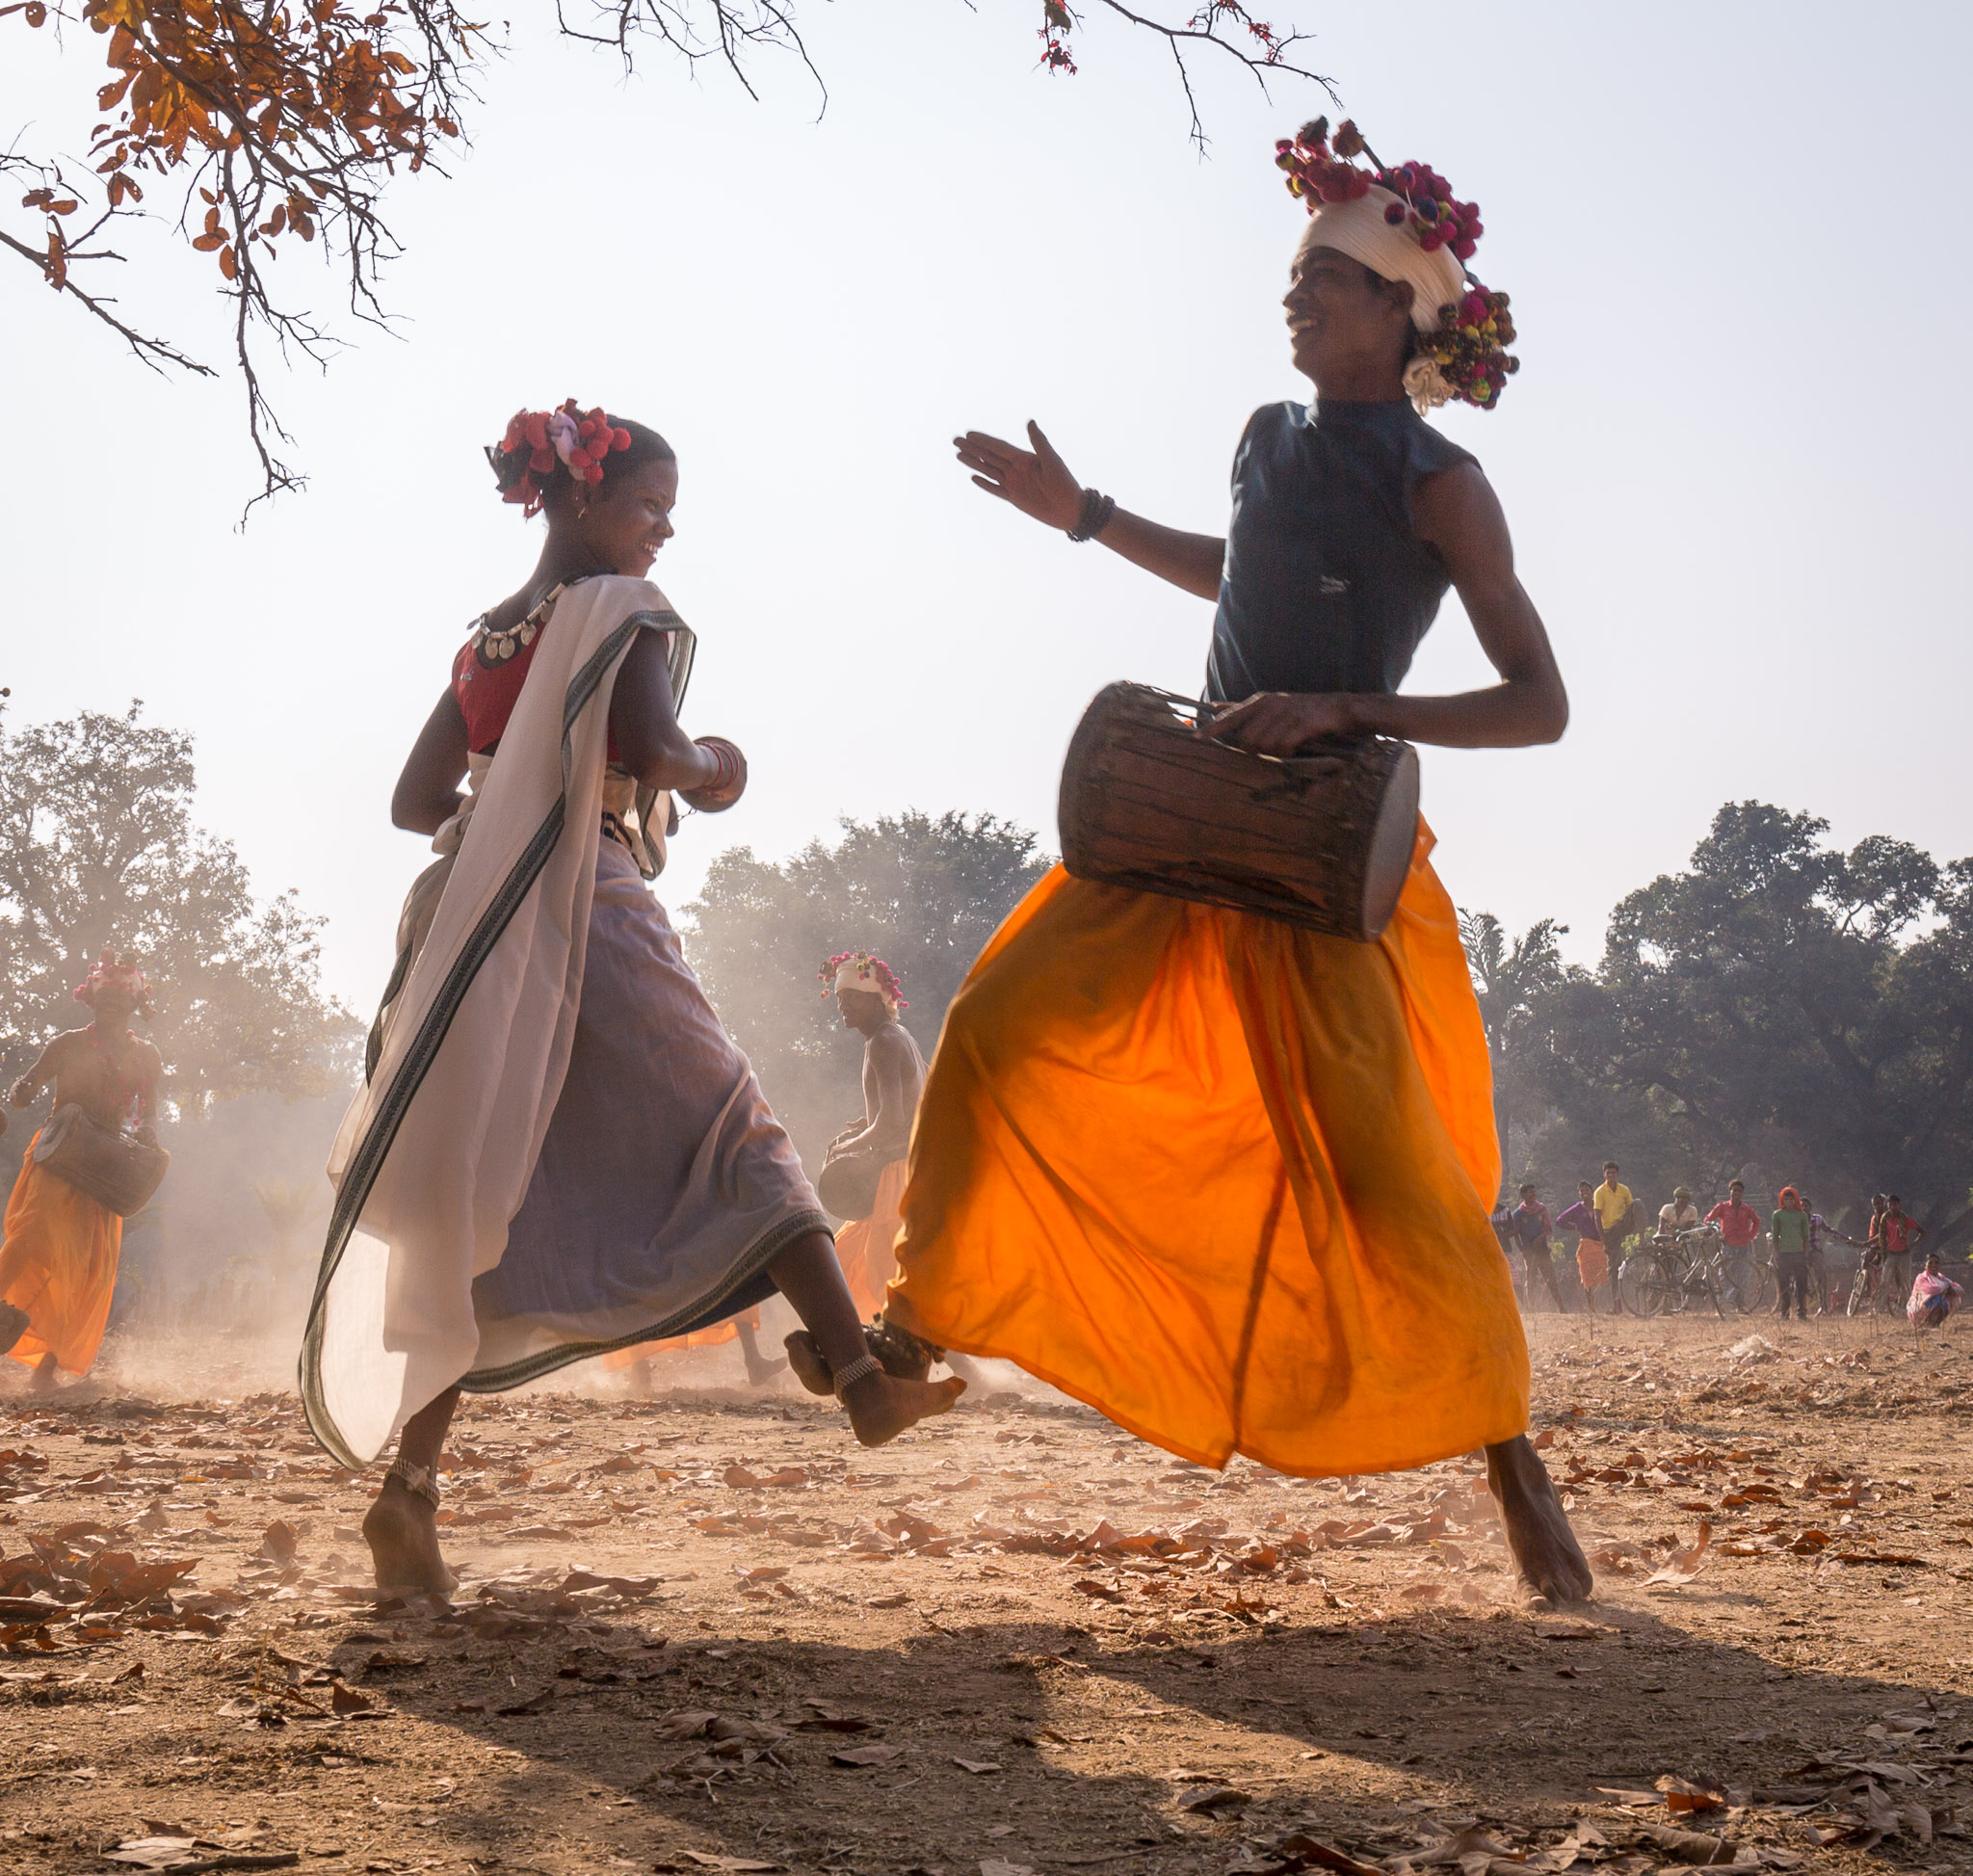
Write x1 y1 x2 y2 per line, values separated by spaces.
0 222 214 376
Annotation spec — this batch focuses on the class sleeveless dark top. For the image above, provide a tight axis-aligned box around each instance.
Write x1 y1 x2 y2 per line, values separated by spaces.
1205 399 1477 704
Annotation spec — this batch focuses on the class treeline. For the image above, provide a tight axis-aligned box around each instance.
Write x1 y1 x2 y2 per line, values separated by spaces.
1465 802 1973 1249
0 702 356 1122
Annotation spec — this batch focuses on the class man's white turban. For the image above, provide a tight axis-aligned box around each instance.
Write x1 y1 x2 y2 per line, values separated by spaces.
1299 186 1467 333
830 954 902 1012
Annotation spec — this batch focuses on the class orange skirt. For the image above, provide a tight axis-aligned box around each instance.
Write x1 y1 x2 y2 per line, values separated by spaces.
600 1307 763 1369
888 824 1528 1477
0 1141 123 1377
832 1159 908 1320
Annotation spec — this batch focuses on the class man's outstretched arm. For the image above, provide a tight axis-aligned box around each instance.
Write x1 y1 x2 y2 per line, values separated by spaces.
954 421 1223 601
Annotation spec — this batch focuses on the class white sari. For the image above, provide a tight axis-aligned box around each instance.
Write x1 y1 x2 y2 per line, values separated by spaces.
301 576 826 1467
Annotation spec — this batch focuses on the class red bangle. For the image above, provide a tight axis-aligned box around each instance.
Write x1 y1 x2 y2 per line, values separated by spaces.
694 737 742 795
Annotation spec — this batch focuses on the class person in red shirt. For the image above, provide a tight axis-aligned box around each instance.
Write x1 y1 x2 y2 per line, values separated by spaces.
1879 1195 1926 1308
1704 1179 1762 1251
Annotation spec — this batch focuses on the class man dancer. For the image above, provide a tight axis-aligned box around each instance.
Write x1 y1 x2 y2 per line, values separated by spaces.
803 119 1594 1602
0 953 163 1392
792 956 983 1388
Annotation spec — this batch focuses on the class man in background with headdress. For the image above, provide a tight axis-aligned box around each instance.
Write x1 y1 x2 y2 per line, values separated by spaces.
0 952 164 1392
790 956 985 1392
813 953 924 1320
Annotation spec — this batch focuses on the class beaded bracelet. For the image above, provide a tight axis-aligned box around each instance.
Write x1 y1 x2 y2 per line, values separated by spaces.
1066 488 1117 543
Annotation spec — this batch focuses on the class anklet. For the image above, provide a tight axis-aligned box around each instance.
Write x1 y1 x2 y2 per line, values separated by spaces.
386 1458 441 1508
831 1353 883 1399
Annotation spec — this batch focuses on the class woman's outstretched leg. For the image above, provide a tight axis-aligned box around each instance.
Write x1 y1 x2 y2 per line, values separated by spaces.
362 1385 461 1595
773 1229 962 1444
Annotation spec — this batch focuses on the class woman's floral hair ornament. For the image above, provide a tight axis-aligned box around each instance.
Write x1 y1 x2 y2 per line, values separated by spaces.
75 949 155 1019
486 399 634 516
820 951 907 1012
1275 118 1518 414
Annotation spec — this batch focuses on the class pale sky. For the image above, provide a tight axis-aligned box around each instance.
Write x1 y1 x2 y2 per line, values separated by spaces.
5 2 1968 1015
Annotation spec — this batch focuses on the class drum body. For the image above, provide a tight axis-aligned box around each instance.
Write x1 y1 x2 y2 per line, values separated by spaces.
32 1103 171 1217
1058 682 1419 941
816 1148 885 1223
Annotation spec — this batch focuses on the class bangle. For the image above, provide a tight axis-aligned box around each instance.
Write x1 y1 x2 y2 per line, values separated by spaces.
693 737 742 796
1066 488 1116 543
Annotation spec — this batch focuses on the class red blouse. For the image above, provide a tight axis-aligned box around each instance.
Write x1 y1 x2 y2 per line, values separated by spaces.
453 602 621 762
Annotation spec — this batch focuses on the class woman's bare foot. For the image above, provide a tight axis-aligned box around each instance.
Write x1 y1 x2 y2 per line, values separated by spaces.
784 1330 833 1396
840 1369 966 1447
1486 1435 1593 1605
362 1477 458 1596
0 1304 28 1358
27 1351 58 1396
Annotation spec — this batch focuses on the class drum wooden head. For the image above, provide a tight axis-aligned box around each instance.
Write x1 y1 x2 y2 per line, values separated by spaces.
1058 682 1419 941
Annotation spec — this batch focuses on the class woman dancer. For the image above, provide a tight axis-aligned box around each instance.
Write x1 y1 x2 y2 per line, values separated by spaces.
795 120 1590 1601
303 402 960 1593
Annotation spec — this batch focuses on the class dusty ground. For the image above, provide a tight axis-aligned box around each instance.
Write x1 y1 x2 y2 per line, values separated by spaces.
6 1313 1973 1876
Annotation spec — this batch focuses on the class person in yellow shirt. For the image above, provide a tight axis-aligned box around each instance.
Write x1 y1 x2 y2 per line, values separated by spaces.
1592 1163 1633 1315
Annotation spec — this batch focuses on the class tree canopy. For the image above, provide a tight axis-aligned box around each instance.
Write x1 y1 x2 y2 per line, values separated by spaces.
681 808 1050 1159
4 0 1326 506
0 700 357 1117
1474 802 1973 1243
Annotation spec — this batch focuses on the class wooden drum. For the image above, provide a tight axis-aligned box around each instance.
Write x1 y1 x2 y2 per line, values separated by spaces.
34 1102 171 1217
1057 682 1419 941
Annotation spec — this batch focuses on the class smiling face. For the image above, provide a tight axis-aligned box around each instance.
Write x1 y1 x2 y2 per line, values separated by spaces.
570 456 678 578
1283 234 1415 393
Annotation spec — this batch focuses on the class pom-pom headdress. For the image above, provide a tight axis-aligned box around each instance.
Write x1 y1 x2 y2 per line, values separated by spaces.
1275 118 1518 413
74 949 154 1019
820 951 907 1013
487 399 634 517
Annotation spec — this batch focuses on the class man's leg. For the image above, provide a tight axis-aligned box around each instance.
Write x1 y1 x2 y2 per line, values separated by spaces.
1887 1255 1911 1312
363 1384 462 1595
734 1319 788 1387
774 1229 964 1444
1486 1437 1593 1605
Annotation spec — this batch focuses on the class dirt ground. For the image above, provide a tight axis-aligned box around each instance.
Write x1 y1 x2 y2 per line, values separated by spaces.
7 1312 1973 1876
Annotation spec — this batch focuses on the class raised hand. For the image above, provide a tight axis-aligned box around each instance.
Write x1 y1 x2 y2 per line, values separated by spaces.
953 420 1082 531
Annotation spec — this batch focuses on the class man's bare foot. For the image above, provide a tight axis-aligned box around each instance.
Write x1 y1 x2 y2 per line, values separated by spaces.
744 1349 789 1387
840 1369 966 1447
27 1351 58 1395
0 1304 28 1358
1486 1434 1593 1605
784 1331 833 1396
361 1478 458 1596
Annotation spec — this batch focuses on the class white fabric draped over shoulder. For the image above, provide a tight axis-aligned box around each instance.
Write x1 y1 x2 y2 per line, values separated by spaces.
301 576 684 1466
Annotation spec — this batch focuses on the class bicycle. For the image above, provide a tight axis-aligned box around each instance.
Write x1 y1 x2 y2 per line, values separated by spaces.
1619 1226 1773 1318
1846 1249 1903 1317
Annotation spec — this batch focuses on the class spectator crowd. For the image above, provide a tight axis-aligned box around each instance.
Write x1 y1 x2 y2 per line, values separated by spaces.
1490 1166 1958 1326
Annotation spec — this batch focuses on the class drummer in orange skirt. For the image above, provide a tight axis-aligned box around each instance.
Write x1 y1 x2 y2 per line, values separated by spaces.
800 119 1588 1600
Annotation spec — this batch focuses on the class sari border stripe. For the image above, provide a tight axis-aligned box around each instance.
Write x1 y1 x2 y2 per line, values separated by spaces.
299 617 642 1469
456 1206 831 1393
